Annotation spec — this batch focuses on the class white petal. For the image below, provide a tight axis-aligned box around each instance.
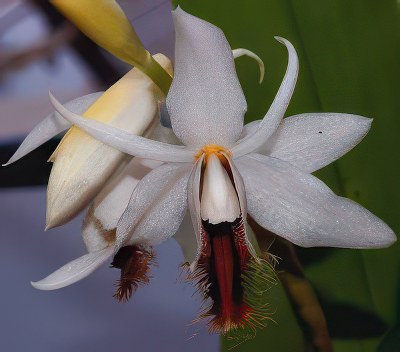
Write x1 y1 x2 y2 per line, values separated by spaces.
115 163 191 251
200 154 240 224
237 154 396 248
31 247 113 291
232 48 265 83
49 92 193 163
3 92 103 166
241 114 372 173
233 37 298 157
166 7 246 148
82 158 162 252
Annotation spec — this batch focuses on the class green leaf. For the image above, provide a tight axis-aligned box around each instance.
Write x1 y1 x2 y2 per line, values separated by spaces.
321 301 387 339
378 324 400 352
222 280 306 352
285 3 400 349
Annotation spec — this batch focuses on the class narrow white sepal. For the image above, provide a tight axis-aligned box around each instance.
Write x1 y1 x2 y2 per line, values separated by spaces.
49 92 193 163
200 154 240 224
3 92 103 166
31 247 113 291
232 37 299 157
232 48 265 83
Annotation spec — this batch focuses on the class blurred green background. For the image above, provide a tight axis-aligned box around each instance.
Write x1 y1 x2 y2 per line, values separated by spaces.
174 0 400 351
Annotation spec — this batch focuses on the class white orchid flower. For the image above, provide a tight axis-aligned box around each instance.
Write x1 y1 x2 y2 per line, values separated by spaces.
31 7 395 334
5 0 263 306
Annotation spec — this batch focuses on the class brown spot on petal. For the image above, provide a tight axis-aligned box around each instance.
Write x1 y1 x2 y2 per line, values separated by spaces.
83 205 116 249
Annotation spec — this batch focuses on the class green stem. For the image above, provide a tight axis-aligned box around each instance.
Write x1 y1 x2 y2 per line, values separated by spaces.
139 56 173 97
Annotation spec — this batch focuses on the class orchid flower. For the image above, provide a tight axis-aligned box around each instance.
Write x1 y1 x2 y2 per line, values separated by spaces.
28 7 396 334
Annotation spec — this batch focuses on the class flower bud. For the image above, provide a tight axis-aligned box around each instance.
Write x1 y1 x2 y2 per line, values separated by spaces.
46 54 172 229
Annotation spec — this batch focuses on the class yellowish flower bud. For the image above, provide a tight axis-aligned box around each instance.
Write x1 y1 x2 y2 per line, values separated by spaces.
46 54 172 229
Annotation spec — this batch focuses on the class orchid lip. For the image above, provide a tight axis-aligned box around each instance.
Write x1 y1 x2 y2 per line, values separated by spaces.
191 150 250 332
192 216 276 335
195 217 251 333
111 245 156 303
187 150 275 334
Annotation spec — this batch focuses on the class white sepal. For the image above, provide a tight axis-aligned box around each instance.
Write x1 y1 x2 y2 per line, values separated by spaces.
167 7 246 148
49 92 193 163
3 92 103 166
233 37 299 157
237 153 396 249
31 247 113 291
246 113 372 173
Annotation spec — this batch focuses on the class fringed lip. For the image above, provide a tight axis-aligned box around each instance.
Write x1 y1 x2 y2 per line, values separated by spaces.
190 215 277 336
194 217 252 334
111 245 156 303
187 150 276 335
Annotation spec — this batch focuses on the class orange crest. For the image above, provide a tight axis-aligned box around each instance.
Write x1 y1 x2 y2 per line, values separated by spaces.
195 144 232 160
